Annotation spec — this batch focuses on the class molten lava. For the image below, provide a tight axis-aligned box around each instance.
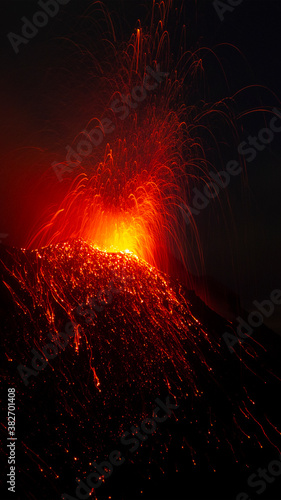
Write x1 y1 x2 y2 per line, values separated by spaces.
3 239 214 396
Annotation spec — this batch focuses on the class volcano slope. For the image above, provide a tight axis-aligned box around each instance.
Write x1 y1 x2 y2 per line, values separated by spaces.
0 240 281 500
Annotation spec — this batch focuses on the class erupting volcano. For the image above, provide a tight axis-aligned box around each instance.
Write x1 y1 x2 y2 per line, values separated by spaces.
1 1 281 500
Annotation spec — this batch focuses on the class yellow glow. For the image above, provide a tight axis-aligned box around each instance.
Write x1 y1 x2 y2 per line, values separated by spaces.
89 212 139 256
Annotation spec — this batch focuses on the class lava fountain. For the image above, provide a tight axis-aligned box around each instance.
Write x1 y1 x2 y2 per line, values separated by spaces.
26 0 230 278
